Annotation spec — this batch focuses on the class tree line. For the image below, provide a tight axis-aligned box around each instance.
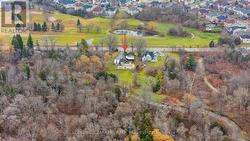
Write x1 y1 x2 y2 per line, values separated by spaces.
11 34 34 60
33 22 64 32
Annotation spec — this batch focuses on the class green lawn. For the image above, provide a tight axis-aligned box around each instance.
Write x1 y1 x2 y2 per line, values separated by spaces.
50 12 220 47
107 54 172 103
1 10 220 48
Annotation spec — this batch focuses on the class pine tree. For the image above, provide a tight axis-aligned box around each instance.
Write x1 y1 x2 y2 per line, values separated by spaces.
77 19 81 27
134 109 153 141
168 60 177 80
209 40 215 48
37 23 42 31
15 34 24 50
42 22 48 32
11 35 16 46
185 55 197 71
51 23 55 32
11 35 18 51
33 22 38 31
77 19 82 32
27 34 33 49
78 39 89 55
56 23 60 31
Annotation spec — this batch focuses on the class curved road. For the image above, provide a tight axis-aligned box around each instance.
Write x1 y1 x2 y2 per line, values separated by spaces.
133 96 247 141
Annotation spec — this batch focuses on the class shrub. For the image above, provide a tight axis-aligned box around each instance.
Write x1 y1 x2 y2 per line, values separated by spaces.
185 55 197 71
209 40 215 48
3 85 16 98
48 49 62 60
134 109 153 141
167 59 178 80
153 81 161 93
209 121 227 135
234 37 241 46
223 137 231 141
168 27 190 37
39 68 50 81
174 113 182 125
0 70 7 83
23 65 30 80
146 67 158 77
95 71 118 82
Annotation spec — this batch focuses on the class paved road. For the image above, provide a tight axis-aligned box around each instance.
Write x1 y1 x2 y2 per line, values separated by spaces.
34 46 250 52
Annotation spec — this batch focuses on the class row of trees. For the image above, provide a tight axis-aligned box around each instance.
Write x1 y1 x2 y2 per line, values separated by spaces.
11 34 34 59
33 22 64 32
98 34 147 58
209 37 242 48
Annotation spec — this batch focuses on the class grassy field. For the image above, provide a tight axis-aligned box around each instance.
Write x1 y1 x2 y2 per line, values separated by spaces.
0 10 220 48
107 53 180 103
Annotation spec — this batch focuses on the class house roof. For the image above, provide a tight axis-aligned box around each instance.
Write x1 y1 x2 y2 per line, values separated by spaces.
59 0 75 5
199 8 209 14
119 0 130 4
83 4 92 9
207 12 220 17
143 52 155 58
217 15 228 20
106 7 116 12
241 34 250 39
92 6 103 12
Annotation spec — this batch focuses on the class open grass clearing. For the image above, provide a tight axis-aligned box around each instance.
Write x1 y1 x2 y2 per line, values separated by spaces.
1 10 220 48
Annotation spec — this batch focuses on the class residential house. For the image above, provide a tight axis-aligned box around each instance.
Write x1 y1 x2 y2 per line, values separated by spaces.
92 6 104 15
233 7 250 18
105 7 117 17
142 52 158 62
114 52 135 69
216 15 228 25
205 12 219 23
127 7 140 16
240 33 250 43
83 3 93 12
226 25 247 35
199 8 209 17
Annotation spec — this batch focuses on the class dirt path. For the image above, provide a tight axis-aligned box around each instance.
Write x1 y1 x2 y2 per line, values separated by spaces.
197 58 219 93
132 96 247 141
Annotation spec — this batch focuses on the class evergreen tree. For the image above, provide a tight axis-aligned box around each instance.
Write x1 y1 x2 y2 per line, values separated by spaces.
11 35 16 46
33 22 38 31
77 19 82 32
15 34 24 50
37 23 42 31
168 60 177 80
209 40 215 48
42 22 48 32
77 39 89 55
77 19 81 27
51 23 55 31
11 35 18 51
27 34 33 49
185 55 197 71
134 109 153 141
234 37 241 45
56 23 60 31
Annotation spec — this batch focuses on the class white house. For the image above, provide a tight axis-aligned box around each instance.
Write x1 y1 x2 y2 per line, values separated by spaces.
142 52 158 62
105 7 117 17
127 7 140 16
240 34 250 43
